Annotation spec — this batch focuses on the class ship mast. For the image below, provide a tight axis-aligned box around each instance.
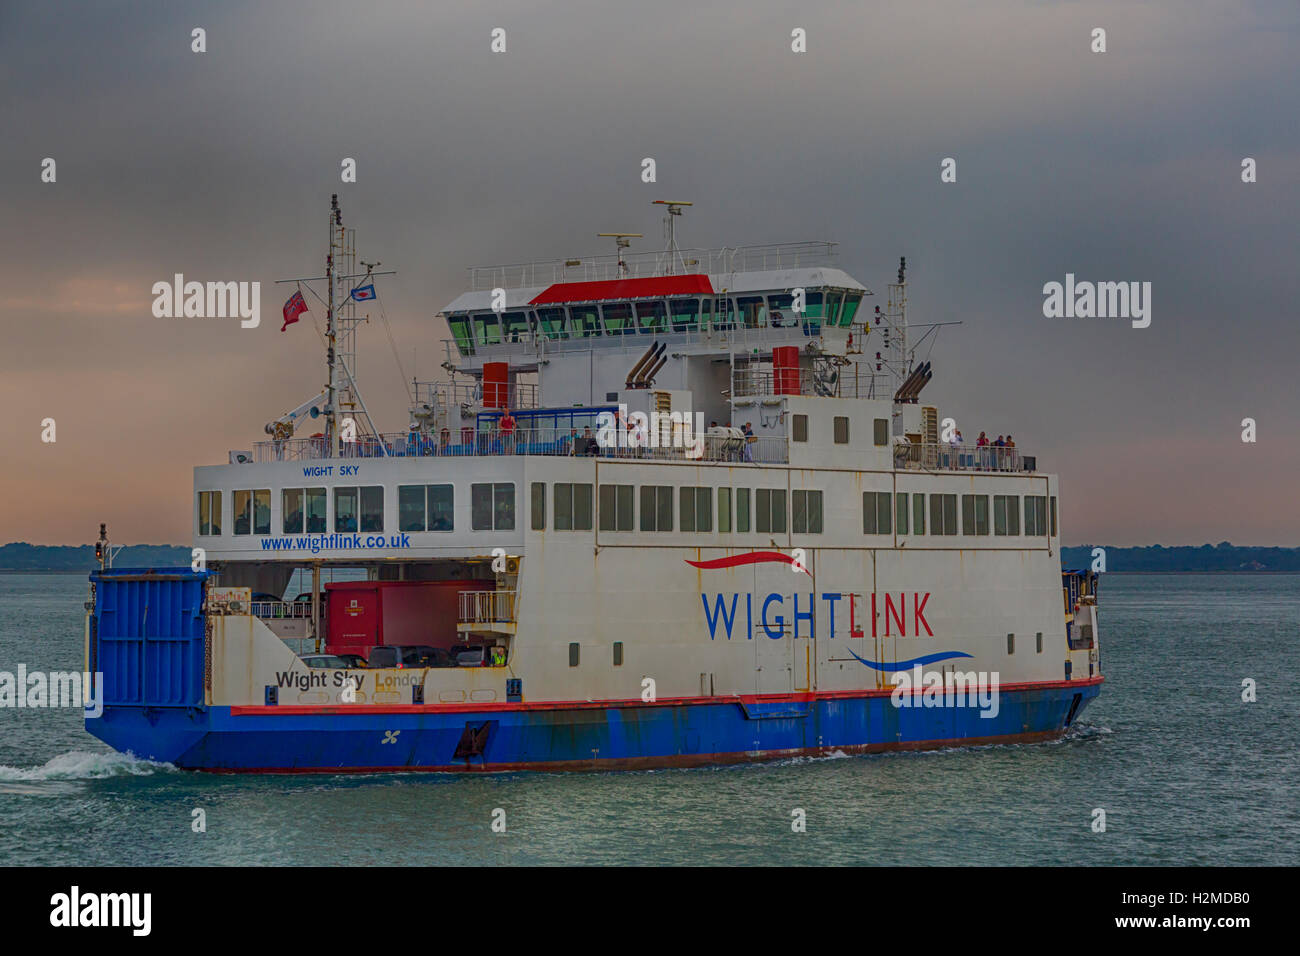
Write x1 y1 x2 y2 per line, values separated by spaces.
326 195 340 457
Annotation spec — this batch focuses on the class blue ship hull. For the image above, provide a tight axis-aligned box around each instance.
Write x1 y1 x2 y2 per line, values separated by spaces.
85 679 1101 773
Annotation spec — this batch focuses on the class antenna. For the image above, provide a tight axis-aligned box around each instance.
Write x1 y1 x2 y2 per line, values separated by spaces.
652 200 692 275
597 233 642 276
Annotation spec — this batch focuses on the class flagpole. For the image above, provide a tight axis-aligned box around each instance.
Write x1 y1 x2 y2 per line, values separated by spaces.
327 195 340 458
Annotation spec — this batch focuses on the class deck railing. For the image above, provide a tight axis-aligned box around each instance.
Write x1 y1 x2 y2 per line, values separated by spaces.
459 589 517 626
894 442 1033 473
252 428 790 464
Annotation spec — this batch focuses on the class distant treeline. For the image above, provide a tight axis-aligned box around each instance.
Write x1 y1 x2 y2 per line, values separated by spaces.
0 542 191 571
1060 544 1300 572
1 541 1297 572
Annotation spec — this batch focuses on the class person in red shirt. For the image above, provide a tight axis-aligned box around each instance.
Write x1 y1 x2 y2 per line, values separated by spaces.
499 409 516 447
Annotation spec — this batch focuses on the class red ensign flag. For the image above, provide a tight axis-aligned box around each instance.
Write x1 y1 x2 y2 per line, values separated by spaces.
281 290 309 332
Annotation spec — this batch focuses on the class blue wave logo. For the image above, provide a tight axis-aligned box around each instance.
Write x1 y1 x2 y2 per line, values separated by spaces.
843 648 973 671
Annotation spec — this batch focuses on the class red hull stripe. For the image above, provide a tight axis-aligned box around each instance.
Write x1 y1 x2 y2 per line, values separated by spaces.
230 676 1103 717
685 550 794 570
529 274 714 305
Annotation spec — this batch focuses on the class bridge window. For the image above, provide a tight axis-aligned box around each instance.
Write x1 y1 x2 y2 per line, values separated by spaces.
448 313 475 354
531 482 545 530
717 488 732 533
793 490 823 534
472 482 516 531
768 293 794 328
962 494 989 535
639 485 673 532
1025 496 1048 536
802 291 824 320
602 302 633 335
756 488 786 534
568 304 602 337
824 290 844 326
554 482 593 531
930 493 957 535
283 487 326 534
680 487 712 533
599 484 634 532
473 312 501 346
833 416 849 444
536 307 567 340
399 484 453 532
198 491 222 536
669 297 699 331
738 296 767 329
635 300 667 334
233 489 271 536
895 492 909 534
735 487 751 533
993 495 1020 536
840 292 862 328
499 311 530 342
863 492 892 535
712 297 735 331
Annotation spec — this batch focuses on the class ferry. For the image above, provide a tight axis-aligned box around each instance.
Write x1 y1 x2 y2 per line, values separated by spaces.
84 196 1103 772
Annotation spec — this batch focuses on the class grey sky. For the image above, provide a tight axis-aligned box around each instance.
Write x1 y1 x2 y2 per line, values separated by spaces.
2 0 1297 545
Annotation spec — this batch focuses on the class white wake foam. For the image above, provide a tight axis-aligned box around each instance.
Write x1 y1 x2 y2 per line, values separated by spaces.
0 750 175 781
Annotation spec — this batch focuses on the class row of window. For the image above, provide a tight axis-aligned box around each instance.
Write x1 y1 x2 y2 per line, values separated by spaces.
792 414 889 446
863 492 1056 537
530 483 820 534
197 483 1055 539
447 289 864 352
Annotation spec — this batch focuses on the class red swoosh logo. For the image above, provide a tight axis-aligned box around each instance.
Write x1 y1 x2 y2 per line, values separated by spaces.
685 551 795 570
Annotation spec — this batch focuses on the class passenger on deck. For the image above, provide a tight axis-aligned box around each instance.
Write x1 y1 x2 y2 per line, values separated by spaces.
742 422 755 462
499 409 516 440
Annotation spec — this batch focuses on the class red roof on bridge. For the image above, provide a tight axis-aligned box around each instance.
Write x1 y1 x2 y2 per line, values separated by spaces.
529 274 714 305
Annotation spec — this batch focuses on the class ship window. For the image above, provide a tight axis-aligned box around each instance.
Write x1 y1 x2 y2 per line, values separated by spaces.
717 488 732 533
232 490 250 535
802 291 825 320
1036 632 1043 654
1050 496 1058 537
1025 495 1048 536
568 304 602 337
1007 633 1015 655
756 488 787 534
283 488 304 534
735 488 751 533
712 297 735 331
554 483 593 531
896 492 909 535
359 486 383 532
599 484 634 532
873 418 889 446
824 290 844 326
840 292 862 328
768 293 794 327
930 494 957 535
253 490 271 536
639 485 673 532
962 494 989 535
473 312 502 346
912 494 925 535
793 490 823 534
670 297 699 331
738 295 767 329
994 495 1020 536
862 492 892 535
833 416 849 444
531 482 545 530
472 483 516 531
536 307 567 340
499 311 530 342
635 300 667 334
399 484 453 532
700 298 713 329
334 487 357 533
680 487 712 533
613 641 624 666
198 490 222 536
792 414 808 442
448 313 475 354
569 643 580 667
602 302 634 335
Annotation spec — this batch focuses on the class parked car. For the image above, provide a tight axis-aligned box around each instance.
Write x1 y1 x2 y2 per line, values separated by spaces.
366 645 449 669
449 644 486 667
332 653 368 669
300 654 353 669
